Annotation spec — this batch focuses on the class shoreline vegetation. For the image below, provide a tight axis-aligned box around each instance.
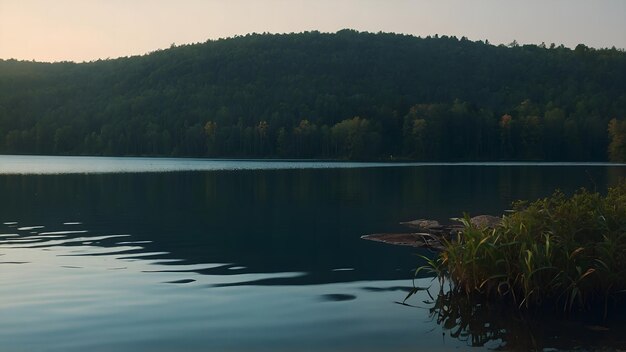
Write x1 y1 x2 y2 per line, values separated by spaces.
363 183 626 348
385 183 626 320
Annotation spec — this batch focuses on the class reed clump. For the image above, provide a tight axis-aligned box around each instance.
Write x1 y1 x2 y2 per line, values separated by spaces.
423 183 626 316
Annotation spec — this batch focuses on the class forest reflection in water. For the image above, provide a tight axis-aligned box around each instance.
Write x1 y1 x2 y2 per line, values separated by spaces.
401 282 626 351
1 165 624 285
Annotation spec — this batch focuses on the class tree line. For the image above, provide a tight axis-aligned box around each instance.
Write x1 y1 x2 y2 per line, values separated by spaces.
0 30 625 160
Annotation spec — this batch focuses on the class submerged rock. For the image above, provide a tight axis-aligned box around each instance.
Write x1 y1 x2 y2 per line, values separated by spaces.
363 215 502 250
361 233 445 251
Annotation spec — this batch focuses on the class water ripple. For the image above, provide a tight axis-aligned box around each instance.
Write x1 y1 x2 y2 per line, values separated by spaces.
0 221 312 290
17 226 44 231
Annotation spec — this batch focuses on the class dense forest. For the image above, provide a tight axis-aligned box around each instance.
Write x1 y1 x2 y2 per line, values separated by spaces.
1 30 625 161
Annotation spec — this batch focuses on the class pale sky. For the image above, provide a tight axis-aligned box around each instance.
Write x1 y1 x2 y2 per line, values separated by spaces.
1 0 625 63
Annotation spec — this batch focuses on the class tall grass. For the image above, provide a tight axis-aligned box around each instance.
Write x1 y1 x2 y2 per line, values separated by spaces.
423 183 626 316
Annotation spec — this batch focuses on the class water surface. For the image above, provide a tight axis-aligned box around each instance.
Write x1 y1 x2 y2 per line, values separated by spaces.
0 154 621 174
1 156 625 351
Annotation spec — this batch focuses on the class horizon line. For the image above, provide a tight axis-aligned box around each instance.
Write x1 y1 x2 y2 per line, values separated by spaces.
2 29 624 65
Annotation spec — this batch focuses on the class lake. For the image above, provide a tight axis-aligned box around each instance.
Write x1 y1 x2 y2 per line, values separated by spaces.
1 155 625 351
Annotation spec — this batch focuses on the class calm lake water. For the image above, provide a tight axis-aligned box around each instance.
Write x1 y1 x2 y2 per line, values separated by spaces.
1 155 626 351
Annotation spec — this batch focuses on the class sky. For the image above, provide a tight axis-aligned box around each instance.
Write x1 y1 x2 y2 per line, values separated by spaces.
1 0 625 63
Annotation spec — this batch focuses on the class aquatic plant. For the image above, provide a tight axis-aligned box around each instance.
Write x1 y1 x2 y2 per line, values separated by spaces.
420 183 626 317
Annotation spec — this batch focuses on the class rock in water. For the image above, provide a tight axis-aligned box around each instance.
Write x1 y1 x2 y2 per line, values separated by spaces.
363 215 502 250
469 215 501 228
361 233 445 251
399 219 442 230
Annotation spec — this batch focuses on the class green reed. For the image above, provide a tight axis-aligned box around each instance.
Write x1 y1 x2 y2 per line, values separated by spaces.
423 183 626 317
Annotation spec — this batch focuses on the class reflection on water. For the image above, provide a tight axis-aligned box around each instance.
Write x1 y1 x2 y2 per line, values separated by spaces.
0 160 625 351
0 154 623 175
0 220 454 352
410 284 626 351
0 221 309 288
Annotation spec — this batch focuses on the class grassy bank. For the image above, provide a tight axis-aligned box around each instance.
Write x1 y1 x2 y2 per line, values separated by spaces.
420 183 626 317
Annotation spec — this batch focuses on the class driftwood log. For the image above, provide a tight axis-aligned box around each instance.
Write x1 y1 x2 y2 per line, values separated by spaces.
361 215 501 251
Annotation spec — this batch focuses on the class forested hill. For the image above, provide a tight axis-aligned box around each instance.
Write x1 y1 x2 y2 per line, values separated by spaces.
1 30 625 161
